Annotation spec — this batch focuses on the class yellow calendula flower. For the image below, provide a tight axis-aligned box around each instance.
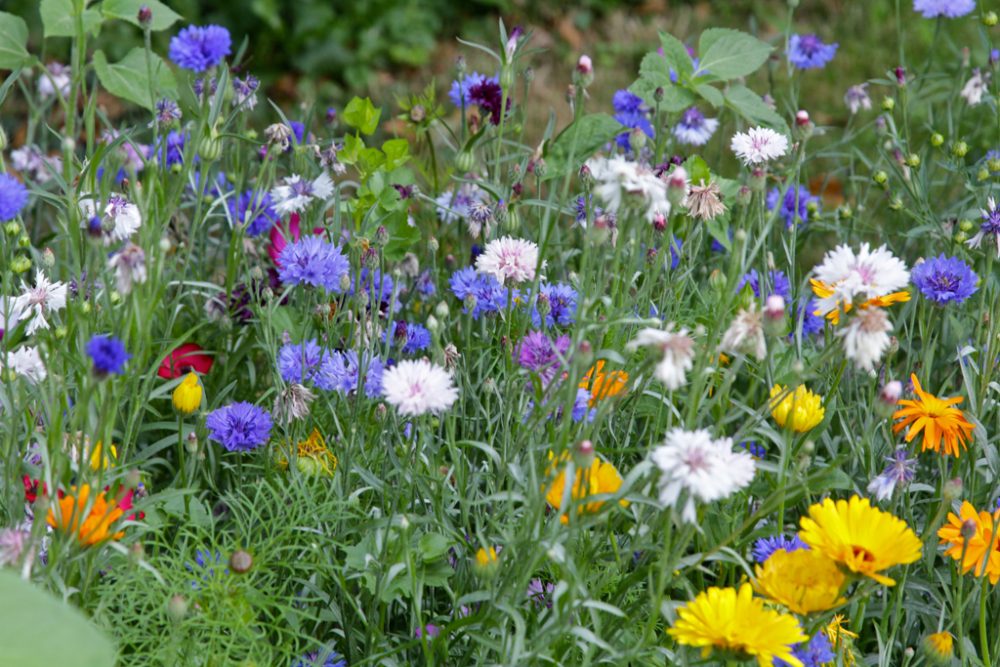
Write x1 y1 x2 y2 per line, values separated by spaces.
172 372 203 415
810 279 910 324
47 484 125 547
923 631 954 665
769 384 825 433
798 495 922 586
579 360 628 407
475 546 498 567
543 451 628 523
937 500 1000 584
277 429 338 477
825 615 858 667
754 548 847 615
893 373 974 458
89 441 117 470
668 583 807 667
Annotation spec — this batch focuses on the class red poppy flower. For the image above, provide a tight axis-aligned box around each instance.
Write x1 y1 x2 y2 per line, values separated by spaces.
23 475 43 504
269 212 301 266
116 488 145 521
158 343 214 379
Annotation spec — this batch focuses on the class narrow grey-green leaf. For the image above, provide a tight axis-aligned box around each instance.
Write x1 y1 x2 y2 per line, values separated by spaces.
725 83 789 135
697 28 772 81
40 0 103 38
0 12 30 69
102 0 182 32
93 47 177 111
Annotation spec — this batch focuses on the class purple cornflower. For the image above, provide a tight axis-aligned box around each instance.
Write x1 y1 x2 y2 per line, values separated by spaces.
435 183 486 223
415 270 436 298
911 254 978 304
229 190 279 236
867 447 917 501
206 402 273 452
741 441 766 458
385 321 432 354
232 75 259 110
449 267 508 318
531 282 578 328
278 237 351 293
415 624 440 639
913 0 976 18
516 331 571 380
168 25 232 72
449 72 492 107
968 197 1000 257
777 633 835 667
612 89 653 151
468 78 507 125
293 650 347 667
737 269 792 302
277 340 341 391
193 76 217 99
767 186 819 230
787 34 838 70
150 130 186 167
667 236 682 270
527 578 556 609
351 268 398 313
0 174 29 222
672 107 719 146
751 534 808 563
86 334 131 376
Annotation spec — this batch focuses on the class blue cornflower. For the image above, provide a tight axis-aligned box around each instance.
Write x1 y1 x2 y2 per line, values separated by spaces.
741 441 766 458
799 299 826 336
667 236 682 269
751 534 808 563
168 25 232 72
289 121 306 146
777 633 835 667
86 334 131 376
531 282 578 328
293 649 347 667
449 72 491 107
737 269 792 302
385 321 432 354
787 34 838 70
351 268 397 311
710 229 732 253
0 174 29 222
278 237 351 292
206 402 273 452
150 130 187 167
185 549 228 589
672 107 719 146
767 186 819 230
571 388 597 423
277 340 341 391
415 269 436 298
612 90 654 151
913 0 976 18
230 190 279 236
912 254 978 304
449 267 507 318
330 351 384 397
969 197 1000 257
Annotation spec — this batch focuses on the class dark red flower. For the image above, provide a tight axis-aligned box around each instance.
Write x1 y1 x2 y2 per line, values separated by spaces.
22 475 42 504
469 79 508 125
158 343 214 379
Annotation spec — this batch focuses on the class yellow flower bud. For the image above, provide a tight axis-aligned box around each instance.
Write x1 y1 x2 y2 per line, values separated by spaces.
172 372 203 415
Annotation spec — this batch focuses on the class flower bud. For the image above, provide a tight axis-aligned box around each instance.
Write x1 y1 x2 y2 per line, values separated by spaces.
628 127 646 151
574 55 594 88
763 295 786 336
930 132 944 147
983 11 998 27
977 167 990 182
877 380 901 417
951 141 968 158
894 67 906 86
960 518 978 540
736 185 752 207
434 300 450 319
942 477 963 501
41 247 55 267
474 546 499 576
881 96 895 111
229 549 253 574
4 221 20 236
185 430 198 454
11 255 31 274
873 170 889 186
167 594 188 621
795 109 810 127
455 150 475 173
749 168 766 192
137 4 152 25
959 219 975 233
574 439 595 468
906 153 920 168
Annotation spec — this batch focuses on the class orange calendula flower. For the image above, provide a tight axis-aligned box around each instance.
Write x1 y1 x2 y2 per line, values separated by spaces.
47 484 125 546
809 279 910 324
937 500 1000 584
543 452 628 523
579 361 628 406
892 374 975 457
277 428 338 477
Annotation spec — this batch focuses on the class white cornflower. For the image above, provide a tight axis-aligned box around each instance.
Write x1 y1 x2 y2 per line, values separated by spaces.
672 107 719 146
968 196 1000 257
270 173 335 215
37 63 71 101
382 359 459 416
104 194 142 243
838 307 893 372
718 303 767 361
843 83 872 115
960 69 990 106
651 428 756 523
14 270 68 335
273 383 316 424
0 297 24 337
730 126 789 165
4 346 47 383
108 242 148 295
475 236 539 285
811 243 910 316
586 155 670 223
627 326 695 391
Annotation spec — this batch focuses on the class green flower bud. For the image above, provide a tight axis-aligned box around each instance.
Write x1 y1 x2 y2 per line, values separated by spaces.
873 170 889 186
11 255 31 274
952 141 968 158
983 10 998 27
906 153 920 168
455 150 475 173
930 132 944 147
881 96 895 111
977 168 990 182
959 219 975 232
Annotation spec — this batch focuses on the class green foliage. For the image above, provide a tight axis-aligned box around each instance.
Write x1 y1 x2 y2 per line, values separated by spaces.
544 113 623 180
39 0 103 38
92 47 177 110
0 12 30 69
101 0 182 32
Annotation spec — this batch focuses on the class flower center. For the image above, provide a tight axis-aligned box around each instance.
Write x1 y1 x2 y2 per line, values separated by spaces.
851 545 876 565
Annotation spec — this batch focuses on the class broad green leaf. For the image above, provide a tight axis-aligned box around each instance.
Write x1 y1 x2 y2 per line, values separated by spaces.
381 138 410 171
543 113 622 180
93 47 177 110
631 52 695 111
102 0 182 32
0 570 116 666
339 134 363 165
417 532 451 562
0 12 30 69
725 83 789 135
658 31 693 80
684 155 711 186
382 210 421 261
40 0 103 38
343 97 381 136
697 28 772 80
694 83 724 108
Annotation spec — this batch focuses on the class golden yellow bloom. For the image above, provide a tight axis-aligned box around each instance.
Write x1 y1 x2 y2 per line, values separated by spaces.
753 548 846 615
893 373 974 457
798 495 922 586
47 484 125 547
475 546 498 567
579 360 628 407
825 615 858 667
89 441 117 470
543 452 628 523
923 631 954 664
668 583 807 667
937 500 1000 584
277 429 338 477
172 372 203 415
810 279 910 324
769 384 825 433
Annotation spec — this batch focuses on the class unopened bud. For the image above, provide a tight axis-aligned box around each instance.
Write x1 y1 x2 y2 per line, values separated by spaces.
877 381 902 417
749 168 766 192
455 150 475 173
873 170 889 186
137 5 152 25
795 109 811 128
574 55 594 87
41 247 55 267
167 594 188 621
960 518 978 540
943 477 963 501
574 439 595 468
952 141 968 158
229 549 253 574
736 185 752 207
906 153 920 168
651 212 667 232
930 132 944 147
983 11 998 27
763 295 786 336
881 96 895 111
185 430 198 454
628 127 646 151
11 255 31 274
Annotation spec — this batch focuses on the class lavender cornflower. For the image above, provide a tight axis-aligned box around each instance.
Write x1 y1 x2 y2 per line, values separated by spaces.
415 270 436 298
527 578 556 609
0 174 29 222
232 75 260 110
844 83 872 114
86 334 131 376
206 402 273 452
154 98 182 126
776 633 835 667
767 185 819 229
968 196 1000 257
736 269 792 302
571 388 597 423
351 268 398 313
612 90 653 151
787 34 838 69
867 447 917 501
913 0 976 18
385 321 432 354
531 282 578 328
278 237 351 293
751 534 808 563
911 254 978 304
516 331 571 386
435 183 486 223
331 351 384 398
150 130 186 167
168 25 232 72
108 242 148 295
229 190 279 237
277 340 341 391
672 107 719 146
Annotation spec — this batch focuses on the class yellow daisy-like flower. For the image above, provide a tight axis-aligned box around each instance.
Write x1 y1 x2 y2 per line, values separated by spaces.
798 495 922 586
753 548 846 615
922 631 955 665
668 583 807 667
277 429 338 477
47 484 125 547
824 615 858 667
89 441 117 471
172 371 203 415
475 546 498 567
810 279 910 324
543 452 628 523
769 384 825 433
579 360 628 407
937 500 1000 584
893 373 975 458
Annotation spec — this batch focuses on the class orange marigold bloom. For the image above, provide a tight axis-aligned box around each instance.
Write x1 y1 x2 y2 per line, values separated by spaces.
937 500 1000 584
892 374 974 457
47 484 125 546
810 279 910 324
579 360 628 407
